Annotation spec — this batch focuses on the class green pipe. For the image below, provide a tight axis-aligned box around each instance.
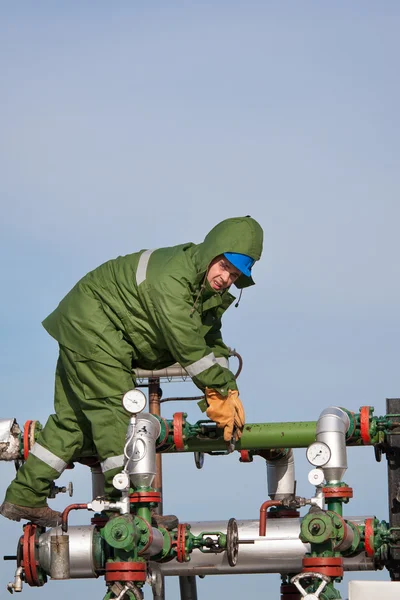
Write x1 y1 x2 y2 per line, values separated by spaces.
164 421 318 453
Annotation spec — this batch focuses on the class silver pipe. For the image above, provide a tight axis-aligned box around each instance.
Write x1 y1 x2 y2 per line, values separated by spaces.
266 449 295 500
39 526 98 578
125 413 161 488
316 406 350 483
134 364 188 379
38 517 375 579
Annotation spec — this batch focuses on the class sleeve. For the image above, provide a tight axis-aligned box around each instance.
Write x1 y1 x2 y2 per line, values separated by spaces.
147 275 238 396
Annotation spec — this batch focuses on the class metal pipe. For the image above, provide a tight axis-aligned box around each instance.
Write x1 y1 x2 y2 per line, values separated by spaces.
135 365 188 379
148 377 165 600
266 449 296 500
170 421 318 453
38 518 374 579
179 575 198 600
259 500 283 536
316 407 350 483
61 504 88 533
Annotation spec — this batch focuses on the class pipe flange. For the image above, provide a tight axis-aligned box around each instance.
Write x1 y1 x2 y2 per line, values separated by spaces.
21 524 45 587
175 523 188 563
359 406 372 444
302 556 343 578
364 517 375 557
173 413 186 451
239 450 252 463
129 491 162 504
322 486 353 499
105 561 147 583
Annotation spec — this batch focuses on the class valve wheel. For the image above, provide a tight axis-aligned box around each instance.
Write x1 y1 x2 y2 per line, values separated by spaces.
359 406 372 444
173 412 186 451
226 517 239 567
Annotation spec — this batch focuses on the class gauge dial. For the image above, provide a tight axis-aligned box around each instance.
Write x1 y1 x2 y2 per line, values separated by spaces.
122 389 147 414
306 441 331 467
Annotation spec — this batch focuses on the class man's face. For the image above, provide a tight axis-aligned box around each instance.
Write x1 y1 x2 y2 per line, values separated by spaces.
207 255 242 291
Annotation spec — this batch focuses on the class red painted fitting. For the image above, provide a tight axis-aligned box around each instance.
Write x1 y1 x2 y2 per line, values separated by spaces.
364 517 375 557
23 420 33 460
105 561 146 583
359 406 372 444
175 523 188 563
173 412 185 451
302 556 343 578
239 450 252 463
323 486 353 499
259 500 283 536
61 503 88 533
129 491 162 504
21 524 43 587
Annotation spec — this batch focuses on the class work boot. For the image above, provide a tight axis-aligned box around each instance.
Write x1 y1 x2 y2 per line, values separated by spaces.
151 511 178 531
0 501 62 528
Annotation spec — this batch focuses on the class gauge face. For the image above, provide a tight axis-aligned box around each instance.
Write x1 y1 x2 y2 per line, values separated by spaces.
122 389 147 414
306 441 331 467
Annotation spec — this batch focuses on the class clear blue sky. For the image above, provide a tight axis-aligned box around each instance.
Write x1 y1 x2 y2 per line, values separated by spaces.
1 2 399 599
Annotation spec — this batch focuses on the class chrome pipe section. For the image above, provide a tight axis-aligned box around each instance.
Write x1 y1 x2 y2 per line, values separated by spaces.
38 518 375 579
266 449 296 500
316 407 350 483
134 364 188 379
125 413 161 488
39 526 100 578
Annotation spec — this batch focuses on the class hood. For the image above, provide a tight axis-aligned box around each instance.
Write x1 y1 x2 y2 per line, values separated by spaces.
192 216 264 289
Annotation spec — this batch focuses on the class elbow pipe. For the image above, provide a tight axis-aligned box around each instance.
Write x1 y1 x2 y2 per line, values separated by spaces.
61 504 88 533
316 407 350 484
265 449 295 500
259 500 283 536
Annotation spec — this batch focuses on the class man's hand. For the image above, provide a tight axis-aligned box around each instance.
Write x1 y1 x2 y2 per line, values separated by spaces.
205 388 245 442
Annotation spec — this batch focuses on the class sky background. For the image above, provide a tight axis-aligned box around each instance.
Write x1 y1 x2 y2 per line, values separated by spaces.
1 2 400 599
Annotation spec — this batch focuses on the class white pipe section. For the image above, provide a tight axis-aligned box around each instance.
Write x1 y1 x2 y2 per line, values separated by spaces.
316 406 350 483
266 449 296 500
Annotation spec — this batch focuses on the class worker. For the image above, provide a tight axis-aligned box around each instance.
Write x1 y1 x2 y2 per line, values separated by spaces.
0 216 263 527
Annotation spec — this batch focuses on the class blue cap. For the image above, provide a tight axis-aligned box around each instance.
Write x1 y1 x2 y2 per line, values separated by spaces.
223 253 255 277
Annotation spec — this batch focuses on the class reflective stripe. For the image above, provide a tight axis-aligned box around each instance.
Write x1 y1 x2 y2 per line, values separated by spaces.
101 455 124 473
215 356 229 369
185 353 217 378
30 443 67 474
136 249 155 285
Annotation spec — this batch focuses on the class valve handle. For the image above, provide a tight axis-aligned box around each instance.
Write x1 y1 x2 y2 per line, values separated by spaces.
226 517 239 567
290 572 330 599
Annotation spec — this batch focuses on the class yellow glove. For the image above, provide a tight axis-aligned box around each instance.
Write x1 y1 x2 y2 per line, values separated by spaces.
205 388 245 442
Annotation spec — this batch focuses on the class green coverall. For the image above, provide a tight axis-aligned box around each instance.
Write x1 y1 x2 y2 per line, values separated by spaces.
5 216 263 507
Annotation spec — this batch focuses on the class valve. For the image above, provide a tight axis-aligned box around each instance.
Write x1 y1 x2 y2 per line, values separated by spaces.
6 567 23 594
290 572 330 599
48 481 73 499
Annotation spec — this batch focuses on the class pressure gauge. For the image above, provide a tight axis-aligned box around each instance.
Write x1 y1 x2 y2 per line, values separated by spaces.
306 441 331 467
122 389 147 414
